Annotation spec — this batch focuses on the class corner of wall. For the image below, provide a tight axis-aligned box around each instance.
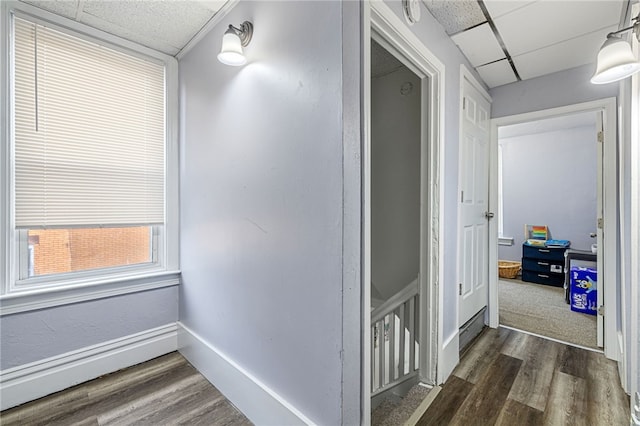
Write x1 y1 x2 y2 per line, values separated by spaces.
177 322 314 425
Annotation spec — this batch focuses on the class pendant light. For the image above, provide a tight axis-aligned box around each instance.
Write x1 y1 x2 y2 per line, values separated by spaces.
591 16 640 84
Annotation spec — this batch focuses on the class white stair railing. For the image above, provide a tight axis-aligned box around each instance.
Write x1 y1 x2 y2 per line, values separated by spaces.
371 278 420 396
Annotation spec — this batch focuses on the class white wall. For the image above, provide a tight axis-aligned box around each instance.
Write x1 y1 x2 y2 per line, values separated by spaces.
491 64 618 118
371 66 421 300
498 125 597 261
178 1 359 424
0 286 178 370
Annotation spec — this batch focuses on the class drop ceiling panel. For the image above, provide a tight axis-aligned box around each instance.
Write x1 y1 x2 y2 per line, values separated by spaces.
451 23 505 67
422 0 486 35
483 0 536 19
21 0 79 20
80 1 222 55
513 25 617 80
20 0 226 56
494 1 622 56
476 59 517 88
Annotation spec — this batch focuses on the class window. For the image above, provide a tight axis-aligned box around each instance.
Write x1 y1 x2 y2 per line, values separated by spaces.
1 6 178 306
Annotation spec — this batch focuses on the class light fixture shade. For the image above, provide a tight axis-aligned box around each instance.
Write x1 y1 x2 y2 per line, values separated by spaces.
217 28 246 66
591 37 640 84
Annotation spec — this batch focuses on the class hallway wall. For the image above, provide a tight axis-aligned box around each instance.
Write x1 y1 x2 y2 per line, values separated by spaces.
490 64 618 118
178 2 360 424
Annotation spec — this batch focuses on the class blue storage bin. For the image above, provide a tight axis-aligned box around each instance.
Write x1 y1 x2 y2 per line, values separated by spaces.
570 266 597 315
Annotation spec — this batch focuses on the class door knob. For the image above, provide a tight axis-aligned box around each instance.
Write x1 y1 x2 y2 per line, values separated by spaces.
485 211 495 219
590 232 597 238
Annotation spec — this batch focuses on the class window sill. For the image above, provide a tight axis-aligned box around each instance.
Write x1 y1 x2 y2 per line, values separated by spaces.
0 270 181 316
498 236 514 246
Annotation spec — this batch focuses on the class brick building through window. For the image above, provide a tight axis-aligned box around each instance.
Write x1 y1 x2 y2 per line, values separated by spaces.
28 227 151 277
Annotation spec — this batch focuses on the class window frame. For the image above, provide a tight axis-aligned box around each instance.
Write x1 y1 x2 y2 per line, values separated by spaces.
0 1 180 315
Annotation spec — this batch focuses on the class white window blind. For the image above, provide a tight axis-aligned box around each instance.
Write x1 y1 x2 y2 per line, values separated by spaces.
13 17 166 228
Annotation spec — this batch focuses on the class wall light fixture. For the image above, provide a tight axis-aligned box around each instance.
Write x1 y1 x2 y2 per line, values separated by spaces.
591 15 640 84
218 21 253 66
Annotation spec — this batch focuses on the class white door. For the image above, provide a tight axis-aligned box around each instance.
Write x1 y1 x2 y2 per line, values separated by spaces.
595 111 604 347
458 78 491 326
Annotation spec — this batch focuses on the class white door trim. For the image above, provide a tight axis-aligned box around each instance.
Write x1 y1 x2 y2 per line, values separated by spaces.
363 3 445 415
488 97 619 362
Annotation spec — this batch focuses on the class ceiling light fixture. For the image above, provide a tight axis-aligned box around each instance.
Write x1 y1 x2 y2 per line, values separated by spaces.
591 15 640 84
217 21 253 66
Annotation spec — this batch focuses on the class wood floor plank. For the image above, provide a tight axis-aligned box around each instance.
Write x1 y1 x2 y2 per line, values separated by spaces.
172 397 248 426
99 374 212 425
416 376 474 426
500 328 530 360
188 400 252 426
0 352 251 426
557 345 589 379
127 382 226 425
448 353 522 425
495 399 544 426
41 361 200 425
0 352 190 426
543 371 588 425
414 328 628 426
507 336 562 411
585 351 631 426
452 327 512 384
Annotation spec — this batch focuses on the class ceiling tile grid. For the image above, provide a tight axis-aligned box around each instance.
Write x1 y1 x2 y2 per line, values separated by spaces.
483 0 537 20
512 24 619 80
425 0 625 88
476 58 518 88
451 22 505 67
493 1 622 57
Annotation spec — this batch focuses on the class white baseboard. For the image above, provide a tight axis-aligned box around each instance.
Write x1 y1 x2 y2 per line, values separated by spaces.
618 331 628 394
437 331 459 384
177 322 314 425
0 323 178 411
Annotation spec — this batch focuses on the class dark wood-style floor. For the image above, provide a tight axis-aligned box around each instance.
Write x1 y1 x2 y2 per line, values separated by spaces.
0 352 252 426
2 328 630 425
418 327 630 426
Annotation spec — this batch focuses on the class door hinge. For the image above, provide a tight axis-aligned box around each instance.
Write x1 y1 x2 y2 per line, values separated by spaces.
461 190 464 203
597 218 604 229
598 305 604 316
459 283 463 295
462 97 466 110
597 131 603 143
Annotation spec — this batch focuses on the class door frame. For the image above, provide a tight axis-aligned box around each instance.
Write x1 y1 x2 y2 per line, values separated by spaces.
456 65 492 328
362 2 445 421
487 97 620 362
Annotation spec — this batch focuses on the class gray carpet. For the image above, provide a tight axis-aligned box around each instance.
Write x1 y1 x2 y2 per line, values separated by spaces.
499 278 598 349
372 384 432 426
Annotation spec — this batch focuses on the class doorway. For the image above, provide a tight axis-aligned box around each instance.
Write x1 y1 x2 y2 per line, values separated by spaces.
496 111 601 350
363 2 446 423
369 36 422 408
488 98 620 362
